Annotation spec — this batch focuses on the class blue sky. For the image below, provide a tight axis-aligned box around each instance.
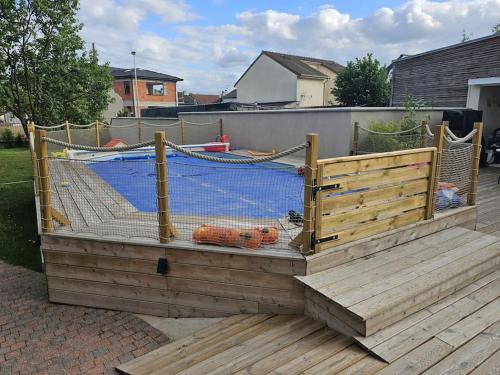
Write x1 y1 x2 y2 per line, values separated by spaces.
79 0 500 93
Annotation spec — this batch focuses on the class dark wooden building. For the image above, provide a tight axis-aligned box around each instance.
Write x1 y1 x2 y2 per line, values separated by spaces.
389 34 500 107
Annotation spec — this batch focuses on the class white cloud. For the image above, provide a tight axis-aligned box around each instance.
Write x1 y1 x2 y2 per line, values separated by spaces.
78 0 500 94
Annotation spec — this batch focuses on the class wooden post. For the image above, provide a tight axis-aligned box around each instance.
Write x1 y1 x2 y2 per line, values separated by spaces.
180 118 186 144
468 122 483 205
302 133 319 254
137 117 143 143
428 124 445 217
95 120 100 147
28 122 40 196
155 131 170 243
65 120 72 145
219 118 224 138
34 129 53 232
420 120 427 148
352 122 359 155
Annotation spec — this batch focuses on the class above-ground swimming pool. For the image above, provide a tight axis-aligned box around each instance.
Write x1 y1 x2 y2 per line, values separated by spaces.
88 152 304 219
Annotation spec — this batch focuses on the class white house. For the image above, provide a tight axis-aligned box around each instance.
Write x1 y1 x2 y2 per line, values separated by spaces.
234 51 344 108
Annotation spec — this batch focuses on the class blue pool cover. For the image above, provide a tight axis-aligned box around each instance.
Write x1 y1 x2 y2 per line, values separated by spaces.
88 152 304 219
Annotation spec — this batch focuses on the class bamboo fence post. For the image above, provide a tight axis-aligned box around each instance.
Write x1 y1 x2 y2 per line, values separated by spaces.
35 129 53 232
180 118 186 144
302 133 319 254
95 120 100 147
352 122 359 155
28 122 40 196
468 122 483 205
155 131 170 243
420 120 427 148
137 117 143 143
429 124 446 216
65 120 72 145
219 118 224 138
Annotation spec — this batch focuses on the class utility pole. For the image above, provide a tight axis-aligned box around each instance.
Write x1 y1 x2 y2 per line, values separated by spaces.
131 51 140 118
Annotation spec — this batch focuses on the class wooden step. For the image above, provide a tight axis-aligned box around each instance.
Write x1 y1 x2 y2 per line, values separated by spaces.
297 228 500 337
116 314 386 375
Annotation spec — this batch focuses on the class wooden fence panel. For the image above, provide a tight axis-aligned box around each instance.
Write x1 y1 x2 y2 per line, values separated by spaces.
313 148 436 252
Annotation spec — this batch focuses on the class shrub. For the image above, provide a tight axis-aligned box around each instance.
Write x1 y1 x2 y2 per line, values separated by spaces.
15 133 24 146
1 128 14 144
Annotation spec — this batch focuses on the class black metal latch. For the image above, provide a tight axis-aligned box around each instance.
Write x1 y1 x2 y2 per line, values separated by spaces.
312 183 342 198
157 258 169 275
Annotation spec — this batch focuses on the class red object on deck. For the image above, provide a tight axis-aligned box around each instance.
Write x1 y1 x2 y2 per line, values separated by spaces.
104 138 127 147
204 142 228 152
219 134 230 143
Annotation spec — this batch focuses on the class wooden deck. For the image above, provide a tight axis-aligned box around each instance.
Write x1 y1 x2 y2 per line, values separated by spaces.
297 227 500 337
48 158 302 254
476 167 500 236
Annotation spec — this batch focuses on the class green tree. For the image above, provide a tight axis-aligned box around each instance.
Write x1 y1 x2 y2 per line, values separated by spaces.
0 0 113 135
461 29 473 42
493 21 500 34
333 53 390 107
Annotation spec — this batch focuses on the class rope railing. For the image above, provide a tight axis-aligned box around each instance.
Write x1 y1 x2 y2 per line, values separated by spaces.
103 123 138 128
68 122 97 128
163 139 308 164
140 121 181 128
184 120 219 126
42 137 155 151
358 123 422 135
34 123 66 129
445 128 478 144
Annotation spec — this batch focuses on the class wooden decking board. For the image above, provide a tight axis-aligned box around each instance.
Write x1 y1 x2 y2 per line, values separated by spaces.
298 229 500 336
354 270 500 350
299 226 475 289
421 320 500 375
468 349 500 374
301 344 369 375
369 275 500 362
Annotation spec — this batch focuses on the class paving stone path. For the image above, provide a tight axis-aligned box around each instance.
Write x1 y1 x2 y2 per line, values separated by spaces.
0 261 169 374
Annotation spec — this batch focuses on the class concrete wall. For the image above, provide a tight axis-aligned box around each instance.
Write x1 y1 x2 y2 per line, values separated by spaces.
179 107 452 159
478 86 500 137
297 78 325 107
236 54 297 103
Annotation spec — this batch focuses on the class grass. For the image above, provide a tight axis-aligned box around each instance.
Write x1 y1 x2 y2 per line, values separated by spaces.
0 147 41 271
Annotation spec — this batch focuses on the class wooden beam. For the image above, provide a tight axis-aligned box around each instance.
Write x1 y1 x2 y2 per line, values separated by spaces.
430 124 446 216
65 120 72 145
137 117 143 143
420 120 427 148
95 120 100 147
425 147 438 220
352 122 359 155
155 131 174 243
219 118 224 138
180 118 186 144
35 129 53 232
302 133 318 254
51 207 71 226
468 122 483 205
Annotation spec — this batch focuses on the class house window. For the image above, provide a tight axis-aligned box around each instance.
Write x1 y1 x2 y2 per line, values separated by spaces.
147 82 165 96
124 81 131 94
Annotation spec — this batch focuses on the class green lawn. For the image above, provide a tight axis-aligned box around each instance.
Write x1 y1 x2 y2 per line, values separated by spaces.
0 147 41 271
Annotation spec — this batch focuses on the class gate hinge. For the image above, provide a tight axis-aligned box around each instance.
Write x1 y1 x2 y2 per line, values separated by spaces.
157 258 169 275
312 183 342 198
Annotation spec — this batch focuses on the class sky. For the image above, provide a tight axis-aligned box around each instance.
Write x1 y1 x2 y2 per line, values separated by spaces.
78 0 500 94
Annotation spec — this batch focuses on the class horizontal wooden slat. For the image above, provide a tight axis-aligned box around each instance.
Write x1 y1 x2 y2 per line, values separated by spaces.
317 208 425 251
320 195 427 235
321 179 428 214
319 164 430 190
321 150 433 177
167 277 304 309
49 289 170 316
318 147 435 167
45 263 167 289
47 276 259 314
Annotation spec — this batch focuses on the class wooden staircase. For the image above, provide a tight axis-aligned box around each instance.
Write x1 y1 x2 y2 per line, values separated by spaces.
296 226 500 338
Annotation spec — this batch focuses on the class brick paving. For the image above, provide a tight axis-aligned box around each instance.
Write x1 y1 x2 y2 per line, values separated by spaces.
0 261 169 374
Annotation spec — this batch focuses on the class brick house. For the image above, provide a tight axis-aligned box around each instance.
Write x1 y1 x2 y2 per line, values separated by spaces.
110 67 183 116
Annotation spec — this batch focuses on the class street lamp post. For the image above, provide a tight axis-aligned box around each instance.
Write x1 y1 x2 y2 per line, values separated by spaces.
131 51 140 117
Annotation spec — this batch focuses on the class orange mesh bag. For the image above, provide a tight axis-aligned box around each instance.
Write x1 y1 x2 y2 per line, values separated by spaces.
193 225 263 249
260 227 279 245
